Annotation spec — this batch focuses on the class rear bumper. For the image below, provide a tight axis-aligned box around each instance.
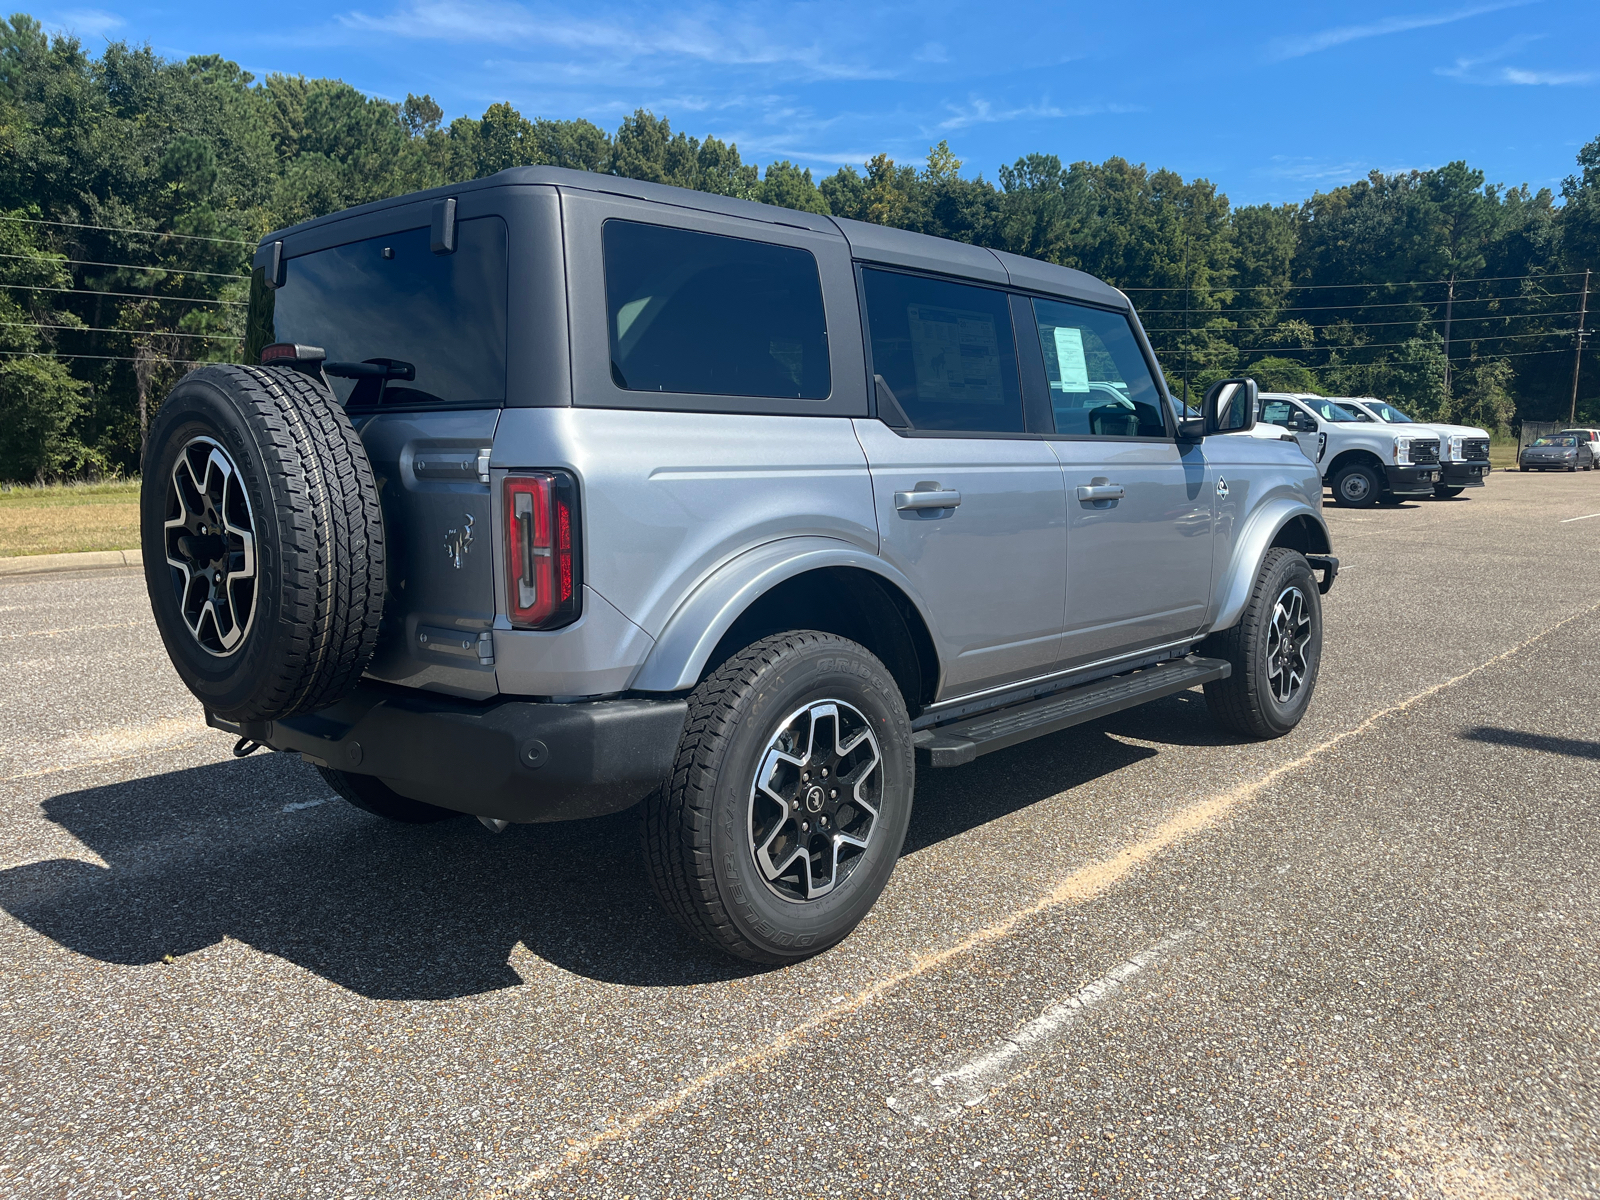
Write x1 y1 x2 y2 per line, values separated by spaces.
1387 465 1440 493
212 684 687 823
1440 461 1491 486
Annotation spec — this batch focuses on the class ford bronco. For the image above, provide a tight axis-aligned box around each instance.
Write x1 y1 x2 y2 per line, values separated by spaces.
141 167 1336 963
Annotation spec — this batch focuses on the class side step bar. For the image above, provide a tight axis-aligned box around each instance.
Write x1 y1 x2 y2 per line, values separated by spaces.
913 655 1231 768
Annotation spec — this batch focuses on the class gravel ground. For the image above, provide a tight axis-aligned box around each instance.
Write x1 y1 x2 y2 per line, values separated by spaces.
1 470 1597 1199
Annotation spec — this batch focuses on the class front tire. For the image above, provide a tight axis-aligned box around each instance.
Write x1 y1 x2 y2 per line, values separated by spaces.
1200 548 1323 739
641 632 914 964
1433 485 1466 498
1331 463 1381 508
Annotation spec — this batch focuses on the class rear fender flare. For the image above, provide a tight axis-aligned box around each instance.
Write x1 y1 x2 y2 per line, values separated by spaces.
630 537 941 693
1211 499 1329 632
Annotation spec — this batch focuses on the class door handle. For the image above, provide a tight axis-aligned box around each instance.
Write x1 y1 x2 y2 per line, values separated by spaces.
1076 484 1125 501
894 489 962 511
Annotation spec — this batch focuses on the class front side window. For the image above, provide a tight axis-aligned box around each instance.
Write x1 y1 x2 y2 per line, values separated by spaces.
1365 401 1414 423
249 219 508 408
1031 298 1165 437
1261 400 1297 428
603 220 829 399
1303 397 1359 423
862 268 1023 433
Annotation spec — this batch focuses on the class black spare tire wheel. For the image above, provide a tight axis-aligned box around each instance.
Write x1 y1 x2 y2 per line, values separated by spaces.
141 364 386 723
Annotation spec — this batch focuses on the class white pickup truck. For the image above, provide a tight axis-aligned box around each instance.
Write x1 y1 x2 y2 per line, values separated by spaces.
1331 397 1491 498
1257 392 1441 507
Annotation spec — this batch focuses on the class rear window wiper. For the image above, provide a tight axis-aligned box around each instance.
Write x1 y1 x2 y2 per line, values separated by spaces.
325 359 415 381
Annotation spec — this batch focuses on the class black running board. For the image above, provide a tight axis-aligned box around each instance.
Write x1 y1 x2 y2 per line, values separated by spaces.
913 655 1231 768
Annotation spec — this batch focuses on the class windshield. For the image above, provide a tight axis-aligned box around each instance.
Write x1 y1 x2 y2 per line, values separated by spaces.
1303 398 1359 423
1533 437 1576 447
1364 401 1414 423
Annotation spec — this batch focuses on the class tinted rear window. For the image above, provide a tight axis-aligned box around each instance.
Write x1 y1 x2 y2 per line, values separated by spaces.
247 218 508 408
603 220 830 400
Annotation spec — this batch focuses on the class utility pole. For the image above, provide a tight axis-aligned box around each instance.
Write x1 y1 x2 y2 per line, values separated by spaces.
1182 230 1191 407
1442 273 1455 406
1571 268 1591 426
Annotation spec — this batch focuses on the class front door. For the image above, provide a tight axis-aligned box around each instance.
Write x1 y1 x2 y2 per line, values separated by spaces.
1025 295 1214 668
856 268 1066 699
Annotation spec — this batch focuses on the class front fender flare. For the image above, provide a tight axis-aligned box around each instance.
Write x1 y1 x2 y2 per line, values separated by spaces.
1211 498 1329 633
629 536 940 693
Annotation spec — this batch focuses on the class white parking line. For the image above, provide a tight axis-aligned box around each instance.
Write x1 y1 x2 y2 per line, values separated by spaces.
890 927 1196 1123
1559 511 1600 523
282 797 330 813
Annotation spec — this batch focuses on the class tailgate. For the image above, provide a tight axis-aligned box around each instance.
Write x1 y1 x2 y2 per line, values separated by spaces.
356 410 501 698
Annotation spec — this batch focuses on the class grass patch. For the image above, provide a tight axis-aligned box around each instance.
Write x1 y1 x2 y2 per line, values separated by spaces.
0 479 142 557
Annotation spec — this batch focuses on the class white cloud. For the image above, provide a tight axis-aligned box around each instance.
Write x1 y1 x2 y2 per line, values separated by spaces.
43 7 125 37
1263 0 1535 62
336 0 893 81
935 97 1141 132
1435 33 1594 84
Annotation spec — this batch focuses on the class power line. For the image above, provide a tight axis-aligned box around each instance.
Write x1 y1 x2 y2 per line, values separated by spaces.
0 350 232 365
0 214 255 246
1137 291 1584 314
1119 270 1586 292
0 283 246 306
1143 310 1585 334
1151 330 1577 355
0 252 249 280
1 321 242 340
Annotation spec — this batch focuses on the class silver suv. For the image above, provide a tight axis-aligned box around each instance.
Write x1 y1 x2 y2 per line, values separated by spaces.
140 167 1336 963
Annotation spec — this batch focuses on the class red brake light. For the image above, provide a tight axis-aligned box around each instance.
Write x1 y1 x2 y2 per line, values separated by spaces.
505 471 581 629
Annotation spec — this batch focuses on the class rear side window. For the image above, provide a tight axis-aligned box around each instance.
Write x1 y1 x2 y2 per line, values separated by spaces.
249 218 508 408
1031 297 1165 437
862 268 1023 433
604 221 830 399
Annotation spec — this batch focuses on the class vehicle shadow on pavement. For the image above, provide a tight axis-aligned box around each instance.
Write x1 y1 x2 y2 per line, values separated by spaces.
1459 726 1600 760
0 706 1190 1000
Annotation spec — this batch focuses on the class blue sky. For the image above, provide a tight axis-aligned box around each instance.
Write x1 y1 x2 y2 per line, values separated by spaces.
36 0 1600 206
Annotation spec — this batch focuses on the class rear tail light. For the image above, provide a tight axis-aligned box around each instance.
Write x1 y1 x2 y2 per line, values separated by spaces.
505 471 581 629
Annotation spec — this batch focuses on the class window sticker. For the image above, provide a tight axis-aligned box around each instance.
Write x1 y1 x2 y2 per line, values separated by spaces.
907 304 1004 404
1052 326 1091 392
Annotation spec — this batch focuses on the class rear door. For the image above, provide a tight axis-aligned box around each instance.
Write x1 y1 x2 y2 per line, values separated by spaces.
1025 295 1215 668
855 267 1066 699
260 216 510 696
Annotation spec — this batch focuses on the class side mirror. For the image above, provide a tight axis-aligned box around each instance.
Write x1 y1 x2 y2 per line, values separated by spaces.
1290 411 1317 433
1202 378 1258 436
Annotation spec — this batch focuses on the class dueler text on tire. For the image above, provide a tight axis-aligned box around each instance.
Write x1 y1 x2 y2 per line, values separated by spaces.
1200 548 1323 739
641 632 915 963
141 364 386 723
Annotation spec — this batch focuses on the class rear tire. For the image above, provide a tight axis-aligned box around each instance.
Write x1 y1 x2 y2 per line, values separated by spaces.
641 632 914 963
1331 463 1381 508
141 364 386 722
1200 548 1323 740
316 766 459 823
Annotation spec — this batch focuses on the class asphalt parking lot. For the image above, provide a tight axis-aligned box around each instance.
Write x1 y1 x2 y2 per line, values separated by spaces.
2 471 1598 1200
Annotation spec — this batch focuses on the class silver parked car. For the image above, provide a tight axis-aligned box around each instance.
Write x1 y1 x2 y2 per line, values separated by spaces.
1520 435 1594 471
140 167 1336 963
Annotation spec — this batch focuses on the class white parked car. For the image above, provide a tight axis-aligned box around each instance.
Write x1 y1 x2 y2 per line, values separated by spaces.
1333 397 1490 498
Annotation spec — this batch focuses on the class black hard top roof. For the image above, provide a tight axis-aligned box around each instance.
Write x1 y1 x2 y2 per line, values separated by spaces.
263 165 1128 309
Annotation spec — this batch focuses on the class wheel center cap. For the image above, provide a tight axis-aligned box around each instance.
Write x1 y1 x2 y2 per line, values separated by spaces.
803 784 826 813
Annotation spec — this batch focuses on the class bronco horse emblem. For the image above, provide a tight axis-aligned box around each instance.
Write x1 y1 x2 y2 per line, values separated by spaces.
444 514 474 569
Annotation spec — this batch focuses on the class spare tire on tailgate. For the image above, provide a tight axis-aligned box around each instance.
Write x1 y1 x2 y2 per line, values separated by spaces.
141 363 386 723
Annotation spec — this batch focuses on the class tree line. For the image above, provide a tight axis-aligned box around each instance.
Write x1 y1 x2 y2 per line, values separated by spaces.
2 13 1597 480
